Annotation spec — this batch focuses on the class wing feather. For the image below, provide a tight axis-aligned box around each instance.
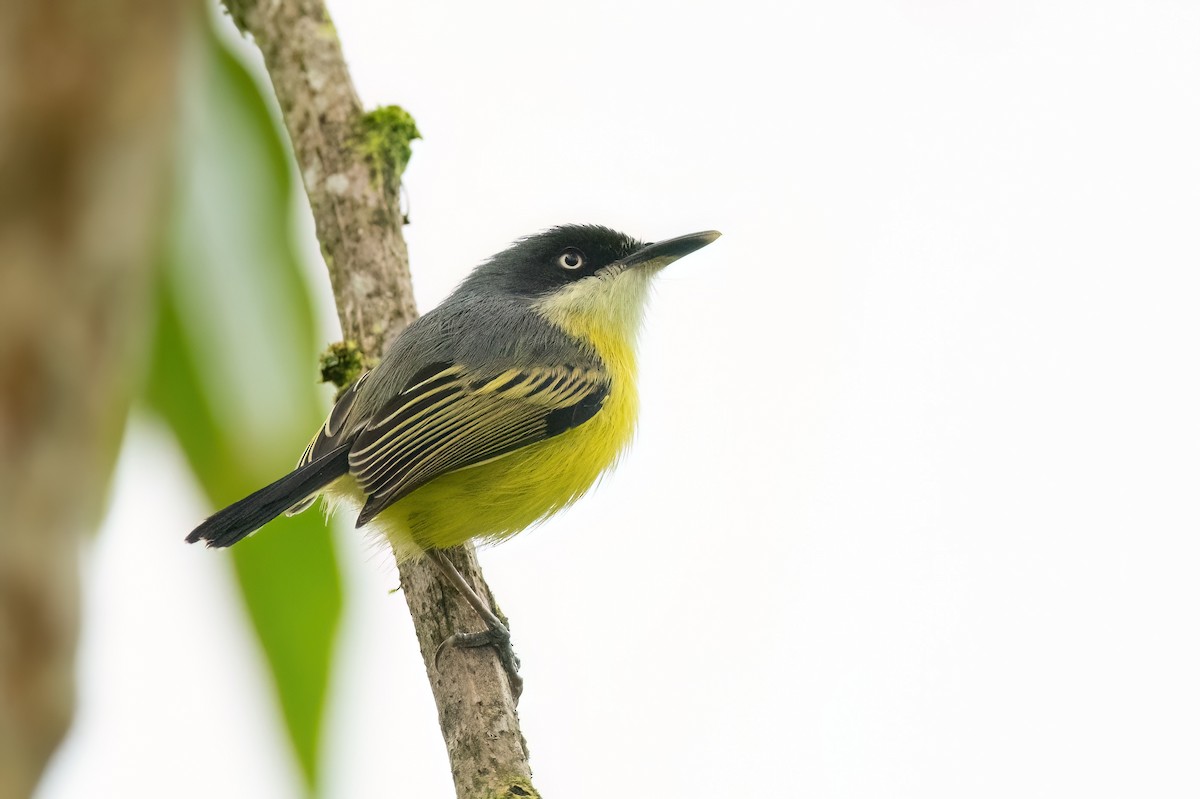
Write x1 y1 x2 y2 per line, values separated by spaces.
286 371 371 515
349 364 608 526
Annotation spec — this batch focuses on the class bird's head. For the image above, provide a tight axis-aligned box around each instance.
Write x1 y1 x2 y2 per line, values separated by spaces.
456 224 720 341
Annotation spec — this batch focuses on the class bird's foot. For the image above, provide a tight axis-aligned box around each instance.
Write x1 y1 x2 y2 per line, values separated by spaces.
435 624 523 701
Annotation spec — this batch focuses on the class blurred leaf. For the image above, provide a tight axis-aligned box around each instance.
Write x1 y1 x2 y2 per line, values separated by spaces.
143 19 342 792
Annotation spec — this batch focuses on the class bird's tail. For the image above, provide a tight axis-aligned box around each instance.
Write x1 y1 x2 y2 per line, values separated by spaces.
186 443 353 548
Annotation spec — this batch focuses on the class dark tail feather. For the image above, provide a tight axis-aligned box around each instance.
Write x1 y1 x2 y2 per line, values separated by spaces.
186 443 353 548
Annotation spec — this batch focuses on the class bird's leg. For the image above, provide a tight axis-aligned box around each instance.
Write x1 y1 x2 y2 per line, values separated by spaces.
427 549 523 700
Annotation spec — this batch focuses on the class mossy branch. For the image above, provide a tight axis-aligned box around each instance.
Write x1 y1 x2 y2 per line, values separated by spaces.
219 1 537 796
355 105 421 197
318 340 367 396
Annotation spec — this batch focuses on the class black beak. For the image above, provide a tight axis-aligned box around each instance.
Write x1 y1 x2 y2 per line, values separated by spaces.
621 230 721 270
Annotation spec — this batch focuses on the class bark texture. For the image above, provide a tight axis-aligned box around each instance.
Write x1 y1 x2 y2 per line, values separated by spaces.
225 0 417 358
0 1 186 796
222 2 536 796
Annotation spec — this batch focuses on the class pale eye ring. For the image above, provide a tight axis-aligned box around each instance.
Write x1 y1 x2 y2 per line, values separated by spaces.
557 249 585 271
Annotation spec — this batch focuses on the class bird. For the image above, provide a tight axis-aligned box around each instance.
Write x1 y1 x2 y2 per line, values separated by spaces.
186 224 719 686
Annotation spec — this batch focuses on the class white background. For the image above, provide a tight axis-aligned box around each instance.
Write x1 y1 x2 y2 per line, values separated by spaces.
40 1 1200 797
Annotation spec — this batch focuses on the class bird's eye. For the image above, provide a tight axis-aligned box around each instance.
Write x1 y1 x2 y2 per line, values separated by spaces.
557 249 585 271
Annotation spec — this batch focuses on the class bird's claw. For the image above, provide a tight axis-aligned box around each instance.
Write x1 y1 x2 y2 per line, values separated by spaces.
434 625 523 701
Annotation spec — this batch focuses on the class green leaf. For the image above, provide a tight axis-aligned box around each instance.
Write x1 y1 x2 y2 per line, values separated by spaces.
230 511 343 790
143 20 342 792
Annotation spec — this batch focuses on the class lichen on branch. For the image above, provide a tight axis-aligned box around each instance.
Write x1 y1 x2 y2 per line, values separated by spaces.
318 340 367 395
355 105 421 197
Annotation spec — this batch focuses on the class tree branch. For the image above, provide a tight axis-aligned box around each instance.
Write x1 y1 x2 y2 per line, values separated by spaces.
221 1 537 796
0 0 185 795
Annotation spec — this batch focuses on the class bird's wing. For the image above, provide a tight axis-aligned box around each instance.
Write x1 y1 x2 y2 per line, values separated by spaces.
348 361 609 526
299 371 374 469
285 371 371 515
